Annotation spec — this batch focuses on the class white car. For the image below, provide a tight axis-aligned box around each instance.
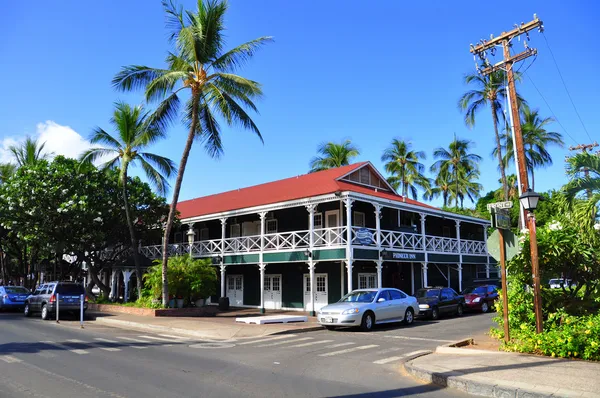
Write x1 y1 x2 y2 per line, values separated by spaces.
548 278 576 289
317 288 418 331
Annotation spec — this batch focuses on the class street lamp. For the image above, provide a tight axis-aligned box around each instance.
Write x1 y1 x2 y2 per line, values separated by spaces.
186 228 195 245
519 188 543 334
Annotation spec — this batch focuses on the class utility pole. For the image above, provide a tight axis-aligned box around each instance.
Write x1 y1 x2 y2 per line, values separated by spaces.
470 15 545 334
568 142 599 198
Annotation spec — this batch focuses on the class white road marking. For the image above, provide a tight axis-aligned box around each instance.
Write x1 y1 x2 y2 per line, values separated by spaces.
237 335 297 345
256 337 312 347
384 335 454 343
115 336 149 349
36 351 57 358
404 350 430 357
0 355 22 363
137 335 175 345
372 350 430 365
318 344 379 357
324 342 355 349
158 334 192 341
41 341 89 355
67 338 120 352
286 340 334 348
374 347 403 355
94 338 118 343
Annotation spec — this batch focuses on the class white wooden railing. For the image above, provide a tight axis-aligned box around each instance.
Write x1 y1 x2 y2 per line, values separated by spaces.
460 239 487 255
223 235 261 253
313 226 347 247
264 230 310 250
380 229 424 251
425 235 460 253
191 239 222 256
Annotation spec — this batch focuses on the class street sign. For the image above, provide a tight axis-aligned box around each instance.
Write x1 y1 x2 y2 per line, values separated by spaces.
487 201 514 210
493 209 511 229
486 229 520 262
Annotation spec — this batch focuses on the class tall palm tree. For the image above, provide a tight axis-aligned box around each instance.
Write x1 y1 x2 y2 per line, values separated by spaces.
459 70 514 201
454 169 483 208
309 140 359 172
113 0 271 306
381 139 430 199
0 163 16 184
431 137 482 210
8 137 52 167
424 169 453 207
495 105 564 190
80 102 176 299
564 153 600 231
494 174 519 201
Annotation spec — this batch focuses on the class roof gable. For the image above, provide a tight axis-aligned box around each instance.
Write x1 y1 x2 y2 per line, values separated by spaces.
336 162 396 193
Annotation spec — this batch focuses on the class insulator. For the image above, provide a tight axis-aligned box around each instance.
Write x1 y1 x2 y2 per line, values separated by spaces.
526 32 530 41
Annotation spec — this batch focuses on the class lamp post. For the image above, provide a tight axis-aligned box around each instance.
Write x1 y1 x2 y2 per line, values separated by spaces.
519 189 543 334
186 227 195 256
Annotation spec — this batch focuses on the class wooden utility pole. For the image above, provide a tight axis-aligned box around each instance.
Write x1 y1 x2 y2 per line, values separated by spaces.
470 15 545 334
498 225 510 342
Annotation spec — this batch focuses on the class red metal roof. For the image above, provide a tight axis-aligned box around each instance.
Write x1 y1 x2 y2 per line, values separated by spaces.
176 162 438 219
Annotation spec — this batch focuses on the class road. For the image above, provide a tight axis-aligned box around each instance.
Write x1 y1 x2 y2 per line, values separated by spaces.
0 311 494 397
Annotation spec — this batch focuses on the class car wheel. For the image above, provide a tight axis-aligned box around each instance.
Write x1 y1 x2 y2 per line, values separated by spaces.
24 303 31 317
41 304 50 320
324 325 336 331
481 302 489 313
456 304 464 317
404 308 415 325
360 311 375 332
431 307 440 320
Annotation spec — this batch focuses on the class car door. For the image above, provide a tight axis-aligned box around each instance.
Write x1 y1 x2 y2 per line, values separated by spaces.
389 289 407 319
487 285 498 305
33 285 45 310
374 290 393 321
441 288 456 314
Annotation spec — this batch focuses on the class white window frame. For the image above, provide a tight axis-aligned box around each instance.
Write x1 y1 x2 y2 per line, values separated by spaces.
353 211 366 227
266 219 278 234
313 213 323 229
358 273 377 289
230 224 241 238
359 167 371 185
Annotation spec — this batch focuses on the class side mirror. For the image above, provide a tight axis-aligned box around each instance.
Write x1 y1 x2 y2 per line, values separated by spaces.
377 298 386 303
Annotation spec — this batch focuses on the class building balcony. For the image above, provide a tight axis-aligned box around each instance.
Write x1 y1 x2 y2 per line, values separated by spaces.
140 225 488 260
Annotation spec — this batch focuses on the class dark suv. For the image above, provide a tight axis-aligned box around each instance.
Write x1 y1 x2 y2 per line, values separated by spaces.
24 282 87 320
416 287 465 320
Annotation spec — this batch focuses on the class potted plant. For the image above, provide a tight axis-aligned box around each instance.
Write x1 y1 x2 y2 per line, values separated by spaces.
188 258 218 308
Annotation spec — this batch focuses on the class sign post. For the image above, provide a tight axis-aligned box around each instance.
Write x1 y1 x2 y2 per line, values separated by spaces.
80 294 85 329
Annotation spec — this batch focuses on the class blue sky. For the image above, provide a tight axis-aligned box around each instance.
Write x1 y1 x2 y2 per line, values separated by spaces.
1 1 598 207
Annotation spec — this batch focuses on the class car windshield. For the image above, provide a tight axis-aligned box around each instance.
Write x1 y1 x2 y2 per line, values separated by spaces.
549 279 563 284
462 286 487 295
416 289 439 298
4 287 29 294
340 291 377 303
55 284 85 295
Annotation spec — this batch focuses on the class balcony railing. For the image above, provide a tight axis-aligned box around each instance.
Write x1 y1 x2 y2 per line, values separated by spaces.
140 226 487 259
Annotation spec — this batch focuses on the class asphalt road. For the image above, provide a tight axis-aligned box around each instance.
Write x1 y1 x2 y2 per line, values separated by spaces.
0 311 494 398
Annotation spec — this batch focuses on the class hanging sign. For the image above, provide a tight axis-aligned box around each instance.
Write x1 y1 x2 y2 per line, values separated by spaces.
355 228 374 245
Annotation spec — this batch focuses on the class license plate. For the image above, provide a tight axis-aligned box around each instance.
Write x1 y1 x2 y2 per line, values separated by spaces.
324 317 333 323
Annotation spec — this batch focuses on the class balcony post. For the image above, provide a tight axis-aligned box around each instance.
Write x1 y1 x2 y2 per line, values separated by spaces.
483 226 490 278
410 263 415 294
306 204 315 252
373 204 382 249
220 264 226 298
259 263 266 314
422 262 428 288
458 264 463 292
375 260 383 289
220 218 227 255
259 212 267 265
456 220 463 292
420 213 428 262
220 218 227 300
308 260 315 316
345 260 353 293
344 197 354 292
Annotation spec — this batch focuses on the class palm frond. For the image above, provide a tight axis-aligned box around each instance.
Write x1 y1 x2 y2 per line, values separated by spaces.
211 37 274 72
138 156 171 196
112 66 169 93
79 148 119 166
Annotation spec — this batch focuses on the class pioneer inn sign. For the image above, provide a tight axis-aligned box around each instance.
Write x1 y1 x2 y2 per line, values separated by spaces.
139 162 496 314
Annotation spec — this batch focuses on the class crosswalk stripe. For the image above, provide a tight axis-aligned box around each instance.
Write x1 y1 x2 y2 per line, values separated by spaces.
138 335 174 342
374 347 403 355
158 334 191 341
237 334 297 345
99 347 121 352
115 336 148 349
384 335 454 343
324 342 355 349
0 355 22 363
256 337 312 348
42 341 89 355
318 344 379 357
36 351 57 358
373 356 405 365
94 338 118 343
69 338 121 352
286 340 334 348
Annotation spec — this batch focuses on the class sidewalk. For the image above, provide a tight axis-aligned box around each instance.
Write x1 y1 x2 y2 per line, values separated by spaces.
89 311 323 341
404 344 600 397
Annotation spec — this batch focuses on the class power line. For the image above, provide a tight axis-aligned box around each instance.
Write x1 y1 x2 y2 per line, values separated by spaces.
524 72 579 146
542 32 593 142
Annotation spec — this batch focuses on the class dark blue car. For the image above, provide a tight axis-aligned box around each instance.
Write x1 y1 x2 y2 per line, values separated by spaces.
0 286 31 310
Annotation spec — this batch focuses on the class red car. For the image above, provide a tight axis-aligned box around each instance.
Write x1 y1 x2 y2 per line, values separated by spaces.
462 285 498 313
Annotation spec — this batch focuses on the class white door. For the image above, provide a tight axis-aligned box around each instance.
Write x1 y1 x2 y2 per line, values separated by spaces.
324 210 340 245
263 274 282 310
226 275 243 306
304 273 328 311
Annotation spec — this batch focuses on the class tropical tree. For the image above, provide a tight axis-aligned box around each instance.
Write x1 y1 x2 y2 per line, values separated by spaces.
113 0 271 306
564 152 600 230
381 139 430 199
495 105 564 190
454 169 483 208
309 140 359 172
8 137 51 167
459 70 510 200
80 102 176 298
0 164 16 184
425 169 453 207
431 138 482 209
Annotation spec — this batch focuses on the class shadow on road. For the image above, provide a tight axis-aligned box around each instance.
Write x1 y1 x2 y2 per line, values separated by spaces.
326 383 448 397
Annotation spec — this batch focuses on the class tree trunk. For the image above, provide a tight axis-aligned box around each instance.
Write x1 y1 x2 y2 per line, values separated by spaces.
491 103 509 201
121 168 143 300
160 90 201 307
455 169 459 211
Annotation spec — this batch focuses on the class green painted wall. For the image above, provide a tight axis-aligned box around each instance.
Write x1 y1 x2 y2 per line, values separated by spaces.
263 251 307 263
428 253 460 263
354 248 378 260
313 248 345 261
224 254 259 264
462 255 488 264
226 265 260 306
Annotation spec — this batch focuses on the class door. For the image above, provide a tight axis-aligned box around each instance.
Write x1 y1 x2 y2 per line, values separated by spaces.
324 210 340 245
226 275 244 306
263 274 282 310
441 288 457 314
374 290 394 321
304 273 328 311
389 289 408 319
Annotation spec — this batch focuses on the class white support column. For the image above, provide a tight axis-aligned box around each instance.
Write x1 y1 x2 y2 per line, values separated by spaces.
411 263 415 295
220 217 227 255
420 213 428 260
375 260 383 289
422 262 428 288
220 264 226 298
447 266 451 288
306 204 315 254
344 198 354 292
374 204 382 249
308 260 315 316
220 218 227 299
456 220 462 292
484 227 490 279
345 260 353 292
259 212 267 265
259 263 266 314
123 270 132 303
458 264 463 292
340 261 345 298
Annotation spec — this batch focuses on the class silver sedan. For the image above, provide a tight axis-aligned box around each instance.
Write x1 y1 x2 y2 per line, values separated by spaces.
317 288 418 331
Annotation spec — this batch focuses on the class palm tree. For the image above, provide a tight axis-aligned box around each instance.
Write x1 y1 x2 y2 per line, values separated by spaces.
381 139 430 200
431 137 482 210
495 105 563 190
8 137 52 167
454 169 483 208
424 169 453 207
564 153 600 230
80 102 176 299
458 70 510 200
113 0 271 306
494 174 519 201
0 163 16 184
309 140 359 172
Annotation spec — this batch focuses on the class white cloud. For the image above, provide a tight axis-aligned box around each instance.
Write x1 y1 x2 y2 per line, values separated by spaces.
0 121 94 164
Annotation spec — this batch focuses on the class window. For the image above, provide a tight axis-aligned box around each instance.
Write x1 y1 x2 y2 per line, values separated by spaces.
56 284 85 295
230 224 241 238
266 219 278 234
353 211 366 227
358 273 377 289
487 286 497 294
377 290 391 302
389 290 406 300
359 167 371 185
199 228 209 241
313 213 323 229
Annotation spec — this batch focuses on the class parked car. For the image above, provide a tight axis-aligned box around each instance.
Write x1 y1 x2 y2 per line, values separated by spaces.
317 288 418 331
24 281 87 320
462 285 498 313
0 286 30 311
416 287 465 320
548 278 576 289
